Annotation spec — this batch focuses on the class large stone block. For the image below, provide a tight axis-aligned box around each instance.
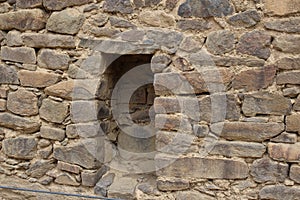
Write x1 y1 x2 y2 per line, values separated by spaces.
37 49 70 70
276 57 300 70
40 126 65 141
1 46 36 64
0 9 47 31
286 114 300 134
0 113 40 133
26 160 55 178
18 70 60 88
268 143 300 162
0 64 19 84
139 11 175 27
39 99 69 124
227 9 261 28
210 122 284 142
264 0 300 16
290 165 300 184
277 71 300 85
156 155 249 179
206 30 235 55
273 35 300 54
260 185 300 200
265 17 300 33
22 33 76 48
3 137 37 159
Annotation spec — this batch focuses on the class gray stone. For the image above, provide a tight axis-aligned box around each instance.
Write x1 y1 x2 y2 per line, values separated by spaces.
26 160 55 178
66 122 105 139
209 141 266 158
242 92 292 116
37 49 70 70
139 10 175 27
40 126 65 141
0 113 40 133
94 173 115 196
277 71 300 85
273 35 300 54
145 0 162 6
193 124 209 137
146 29 183 50
250 157 289 183
103 0 133 14
265 17 300 33
157 178 190 191
268 142 300 162
81 166 107 186
156 155 249 179
228 9 261 27
3 137 37 159
179 36 204 53
6 30 23 46
276 57 300 70
22 33 76 48
294 95 300 111
166 0 178 11
0 64 19 84
286 114 300 133
57 161 81 174
178 0 234 17
206 30 235 55
7 88 38 116
39 99 69 124
43 0 93 10
120 30 145 42
110 16 135 28
1 46 36 64
18 70 60 88
0 9 46 31
53 140 102 169
46 8 85 35
108 176 137 200
290 165 300 184
260 185 300 200
210 122 284 142
90 27 120 37
54 173 80 186
177 19 211 31
271 132 297 144
237 30 271 60
16 0 42 8
212 55 265 67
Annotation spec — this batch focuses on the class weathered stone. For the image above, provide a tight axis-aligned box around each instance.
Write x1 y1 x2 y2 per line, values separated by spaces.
0 9 46 30
232 66 276 91
26 160 55 178
206 30 235 55
156 155 249 179
242 92 292 116
250 157 289 183
108 176 137 200
57 161 81 174
178 0 234 17
53 141 102 169
0 99 6 111
294 95 300 111
237 30 271 60
37 49 70 70
40 126 65 141
268 143 300 162
283 87 300 97
16 0 42 8
166 0 179 11
176 191 215 200
172 57 194 71
259 185 300 200
66 122 105 139
139 10 175 27
46 8 84 35
277 71 300 85
0 113 40 133
39 99 68 124
1 46 36 64
6 30 23 46
38 145 52 159
3 137 37 159
210 122 284 142
290 165 300 184
209 141 266 158
54 173 80 186
43 0 93 10
103 0 133 14
157 178 190 191
94 173 115 196
277 57 300 70
271 132 297 144
227 9 261 27
120 30 145 42
81 166 107 186
193 124 209 137
155 114 192 132
22 33 75 48
286 114 300 134
90 13 108 27
18 70 60 88
0 64 19 84
177 19 211 32
212 55 265 67
264 0 300 16
145 0 162 6
146 29 183 50
109 16 135 28
90 27 120 37
273 35 300 54
179 36 204 53
265 17 300 33
7 88 38 116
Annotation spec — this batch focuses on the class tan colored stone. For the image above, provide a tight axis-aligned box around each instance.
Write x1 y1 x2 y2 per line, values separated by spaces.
264 0 300 16
0 99 6 111
18 70 60 88
16 0 43 8
54 173 80 186
22 33 76 48
290 165 300 184
40 126 65 141
268 142 300 162
260 185 300 200
271 132 297 144
273 35 300 54
0 113 40 133
276 57 300 70
286 114 300 134
157 178 190 191
277 71 300 85
1 46 36 64
39 99 68 124
81 166 107 187
7 88 38 116
176 191 215 200
26 160 55 179
139 10 175 27
57 161 81 174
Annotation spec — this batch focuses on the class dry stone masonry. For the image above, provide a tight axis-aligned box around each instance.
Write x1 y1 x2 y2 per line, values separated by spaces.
0 0 299 199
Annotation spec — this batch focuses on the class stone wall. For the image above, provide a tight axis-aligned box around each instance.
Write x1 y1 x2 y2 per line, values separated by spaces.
0 0 299 199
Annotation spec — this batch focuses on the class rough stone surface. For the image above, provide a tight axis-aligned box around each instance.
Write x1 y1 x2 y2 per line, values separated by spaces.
228 9 261 27
108 176 138 199
40 126 65 141
1 46 36 64
271 132 297 144
46 8 85 35
94 173 115 196
3 137 37 159
7 88 38 116
276 57 300 70
39 99 68 124
37 49 70 70
210 122 284 142
290 165 300 184
176 191 215 200
57 161 81 174
6 30 23 47
286 114 300 134
43 0 93 10
156 155 249 179
22 33 76 48
26 160 55 178
139 11 175 27
232 66 276 91
242 92 292 116
0 64 19 84
264 0 300 16
0 9 47 31
177 19 211 31
277 71 300 85
81 166 107 186
259 185 300 200
0 113 40 133
157 178 190 191
16 0 42 8
18 70 60 88
206 30 235 55
178 0 234 17
54 173 80 186
103 0 133 14
237 30 271 60
273 35 300 54
268 143 300 162
265 17 300 33
250 157 289 183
